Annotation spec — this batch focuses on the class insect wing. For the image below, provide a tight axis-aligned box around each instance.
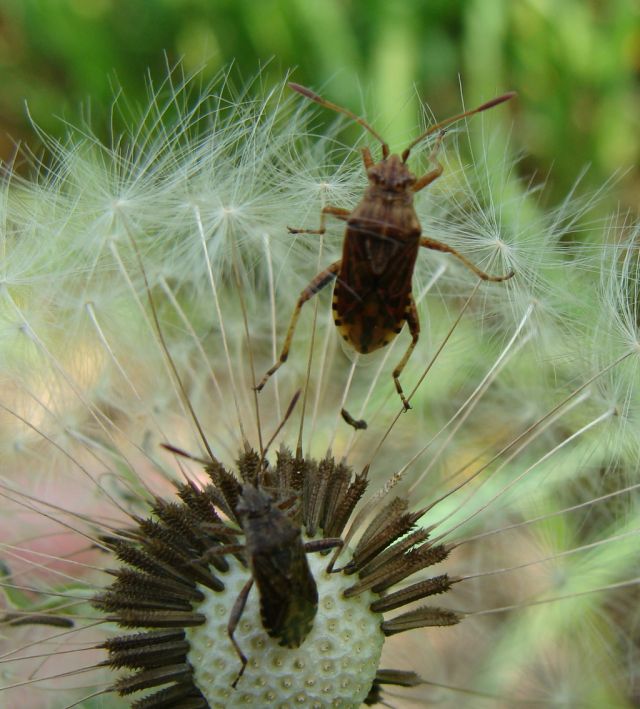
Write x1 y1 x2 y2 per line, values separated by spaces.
252 537 318 648
334 225 419 353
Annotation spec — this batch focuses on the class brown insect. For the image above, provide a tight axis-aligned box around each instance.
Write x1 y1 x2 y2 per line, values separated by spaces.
207 484 342 687
162 393 341 687
256 83 515 410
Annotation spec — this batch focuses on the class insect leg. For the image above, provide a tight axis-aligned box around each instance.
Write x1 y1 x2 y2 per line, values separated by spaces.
255 261 341 391
303 538 343 553
412 130 447 192
229 578 254 688
420 237 515 281
341 408 368 430
287 205 351 234
392 295 420 411
201 543 245 563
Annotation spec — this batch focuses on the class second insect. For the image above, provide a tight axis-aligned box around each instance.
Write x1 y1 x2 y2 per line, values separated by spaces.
257 83 515 411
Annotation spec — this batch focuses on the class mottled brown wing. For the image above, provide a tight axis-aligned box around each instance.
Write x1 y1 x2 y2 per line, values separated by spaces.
252 541 318 647
334 220 420 353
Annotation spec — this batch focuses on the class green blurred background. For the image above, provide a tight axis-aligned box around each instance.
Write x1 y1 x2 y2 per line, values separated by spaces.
0 0 638 212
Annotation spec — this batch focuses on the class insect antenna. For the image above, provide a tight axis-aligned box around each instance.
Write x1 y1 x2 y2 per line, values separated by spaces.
228 234 267 458
160 442 210 466
161 400 301 496
126 232 219 466
289 82 390 158
401 91 516 162
260 389 301 465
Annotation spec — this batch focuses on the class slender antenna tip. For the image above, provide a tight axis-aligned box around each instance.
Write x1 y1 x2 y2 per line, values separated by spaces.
478 91 517 112
288 82 321 102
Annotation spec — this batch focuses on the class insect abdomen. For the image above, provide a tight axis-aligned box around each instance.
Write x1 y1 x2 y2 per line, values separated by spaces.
254 544 318 647
333 291 406 354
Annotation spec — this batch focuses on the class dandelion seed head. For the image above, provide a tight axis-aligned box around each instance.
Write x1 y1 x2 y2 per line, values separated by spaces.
1 68 639 709
187 550 383 707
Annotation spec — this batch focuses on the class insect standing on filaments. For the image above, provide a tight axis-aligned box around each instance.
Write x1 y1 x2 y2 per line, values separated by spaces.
256 83 515 411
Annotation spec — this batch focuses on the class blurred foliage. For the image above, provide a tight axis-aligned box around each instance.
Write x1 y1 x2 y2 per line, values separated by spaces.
0 0 638 211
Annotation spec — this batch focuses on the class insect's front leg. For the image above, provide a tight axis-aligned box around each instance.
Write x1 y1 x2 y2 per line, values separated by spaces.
287 205 351 235
229 578 254 688
392 295 420 411
303 538 343 553
304 537 344 573
420 237 515 281
255 261 341 392
412 130 446 192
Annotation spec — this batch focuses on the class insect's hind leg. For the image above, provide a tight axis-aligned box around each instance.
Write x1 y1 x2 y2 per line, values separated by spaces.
392 295 420 411
229 578 254 688
420 236 514 281
287 205 350 234
255 261 341 392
